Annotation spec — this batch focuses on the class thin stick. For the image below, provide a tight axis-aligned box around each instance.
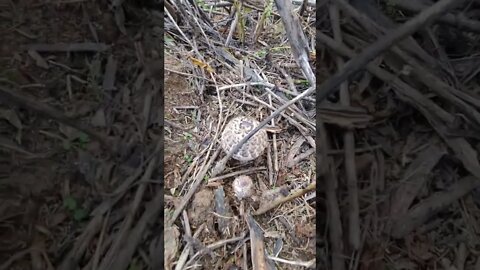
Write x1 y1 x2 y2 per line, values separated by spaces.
267 256 315 268
329 2 360 251
253 182 316 215
274 0 315 85
91 213 110 270
267 94 275 185
320 121 345 270
185 233 247 266
225 1 241 46
207 166 266 183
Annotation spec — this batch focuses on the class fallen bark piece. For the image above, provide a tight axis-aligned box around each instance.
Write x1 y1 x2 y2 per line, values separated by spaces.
246 214 276 270
391 176 480 238
389 142 446 218
214 186 232 236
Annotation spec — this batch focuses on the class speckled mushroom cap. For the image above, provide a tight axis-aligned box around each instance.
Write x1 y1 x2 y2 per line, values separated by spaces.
232 175 254 199
220 116 268 161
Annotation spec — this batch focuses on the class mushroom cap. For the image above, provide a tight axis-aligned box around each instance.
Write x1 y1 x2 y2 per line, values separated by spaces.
232 175 254 199
220 116 268 161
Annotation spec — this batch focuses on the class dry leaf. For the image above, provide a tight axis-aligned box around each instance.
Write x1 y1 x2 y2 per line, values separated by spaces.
114 6 127 35
28 49 49 69
190 57 215 73
0 108 22 130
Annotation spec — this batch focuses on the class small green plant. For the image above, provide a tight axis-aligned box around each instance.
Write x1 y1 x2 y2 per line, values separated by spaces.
384 0 398 18
195 0 207 9
254 49 267 58
62 132 90 151
264 0 273 18
128 258 142 270
295 79 310 87
203 174 210 182
184 154 193 164
164 35 175 46
77 132 90 149
63 196 89 222
238 6 247 43
183 132 193 141
271 46 290 52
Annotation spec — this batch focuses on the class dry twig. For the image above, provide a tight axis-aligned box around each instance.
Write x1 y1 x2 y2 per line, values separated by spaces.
329 2 361 250
253 182 315 215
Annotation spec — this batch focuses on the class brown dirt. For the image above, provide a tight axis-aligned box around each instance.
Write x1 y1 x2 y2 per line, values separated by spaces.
164 53 205 191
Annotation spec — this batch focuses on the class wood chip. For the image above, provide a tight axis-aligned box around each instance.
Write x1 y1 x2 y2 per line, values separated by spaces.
27 49 49 69
102 55 117 91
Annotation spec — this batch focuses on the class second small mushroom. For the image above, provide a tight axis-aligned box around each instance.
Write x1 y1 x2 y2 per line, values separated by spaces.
232 175 254 200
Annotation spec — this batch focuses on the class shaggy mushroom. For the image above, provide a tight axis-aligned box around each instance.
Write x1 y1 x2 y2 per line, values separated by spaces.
220 116 268 162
